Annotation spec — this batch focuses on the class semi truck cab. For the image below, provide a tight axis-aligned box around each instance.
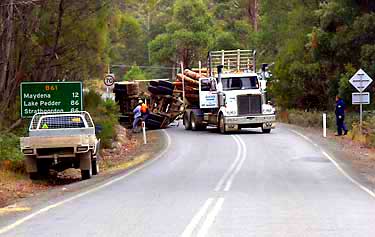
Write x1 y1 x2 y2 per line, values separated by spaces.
183 49 276 134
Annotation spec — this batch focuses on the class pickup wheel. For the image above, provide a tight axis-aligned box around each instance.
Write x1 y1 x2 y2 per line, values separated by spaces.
37 160 51 177
29 172 39 180
80 152 92 180
92 158 99 175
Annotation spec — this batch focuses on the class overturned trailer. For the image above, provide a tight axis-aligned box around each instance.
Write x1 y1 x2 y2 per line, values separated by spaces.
113 80 184 129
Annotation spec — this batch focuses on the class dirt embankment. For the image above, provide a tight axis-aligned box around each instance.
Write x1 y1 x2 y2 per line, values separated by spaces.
0 125 165 208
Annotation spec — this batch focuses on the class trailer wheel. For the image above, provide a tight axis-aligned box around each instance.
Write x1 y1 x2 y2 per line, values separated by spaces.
219 115 227 134
183 112 191 130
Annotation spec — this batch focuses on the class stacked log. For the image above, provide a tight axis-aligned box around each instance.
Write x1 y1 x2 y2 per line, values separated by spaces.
173 69 206 104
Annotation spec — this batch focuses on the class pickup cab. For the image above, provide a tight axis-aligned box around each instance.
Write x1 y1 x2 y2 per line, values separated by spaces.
20 112 100 180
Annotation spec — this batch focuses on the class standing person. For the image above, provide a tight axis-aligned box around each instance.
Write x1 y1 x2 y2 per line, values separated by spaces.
132 100 143 133
141 101 149 121
335 95 348 136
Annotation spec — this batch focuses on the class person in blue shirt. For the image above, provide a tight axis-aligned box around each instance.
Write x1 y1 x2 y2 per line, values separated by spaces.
335 95 348 136
132 99 143 132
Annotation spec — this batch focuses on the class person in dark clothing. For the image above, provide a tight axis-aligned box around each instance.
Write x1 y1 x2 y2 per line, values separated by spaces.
335 95 348 136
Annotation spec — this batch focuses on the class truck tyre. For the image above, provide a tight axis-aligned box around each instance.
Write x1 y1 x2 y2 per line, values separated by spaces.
219 115 227 134
262 128 271 134
92 158 99 175
80 152 92 180
149 81 159 87
159 80 174 89
183 112 191 130
191 113 198 131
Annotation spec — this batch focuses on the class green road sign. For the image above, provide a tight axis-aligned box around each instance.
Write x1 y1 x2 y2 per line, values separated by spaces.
20 82 83 118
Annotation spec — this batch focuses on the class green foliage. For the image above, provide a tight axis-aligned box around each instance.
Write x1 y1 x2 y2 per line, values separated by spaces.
149 0 213 67
84 91 119 148
0 133 25 173
264 0 375 111
123 66 148 81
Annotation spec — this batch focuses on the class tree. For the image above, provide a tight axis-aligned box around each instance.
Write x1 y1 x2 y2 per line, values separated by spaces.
149 0 213 68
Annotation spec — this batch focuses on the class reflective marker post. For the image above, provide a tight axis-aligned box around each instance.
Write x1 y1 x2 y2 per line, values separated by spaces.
142 121 147 144
323 113 327 138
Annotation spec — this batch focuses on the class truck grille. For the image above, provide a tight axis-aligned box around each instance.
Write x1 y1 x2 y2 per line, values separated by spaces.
237 95 262 115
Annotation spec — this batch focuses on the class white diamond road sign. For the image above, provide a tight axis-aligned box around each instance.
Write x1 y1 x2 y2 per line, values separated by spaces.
352 92 370 105
349 69 373 92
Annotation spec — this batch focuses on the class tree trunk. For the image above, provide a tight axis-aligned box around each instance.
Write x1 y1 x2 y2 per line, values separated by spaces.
0 0 14 93
247 0 259 32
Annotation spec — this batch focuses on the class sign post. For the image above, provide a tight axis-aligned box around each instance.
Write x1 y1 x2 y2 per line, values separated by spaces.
20 82 83 118
349 69 373 134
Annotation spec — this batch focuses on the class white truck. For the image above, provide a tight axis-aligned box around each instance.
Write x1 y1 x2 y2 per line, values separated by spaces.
183 49 276 133
20 112 100 180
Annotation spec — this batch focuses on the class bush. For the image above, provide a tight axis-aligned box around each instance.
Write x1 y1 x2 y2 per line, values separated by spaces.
84 91 119 148
0 133 26 173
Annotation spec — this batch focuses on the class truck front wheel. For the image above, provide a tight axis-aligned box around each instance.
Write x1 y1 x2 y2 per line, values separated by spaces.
191 113 198 131
219 115 226 134
183 112 191 130
262 128 271 133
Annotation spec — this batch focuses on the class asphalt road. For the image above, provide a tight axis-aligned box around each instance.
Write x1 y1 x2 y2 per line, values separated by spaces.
1 124 375 237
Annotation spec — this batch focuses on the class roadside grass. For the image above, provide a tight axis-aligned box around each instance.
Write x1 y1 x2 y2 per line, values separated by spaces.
278 109 375 147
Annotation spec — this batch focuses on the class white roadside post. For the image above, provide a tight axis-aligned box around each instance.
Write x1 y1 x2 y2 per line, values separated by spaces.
323 113 327 138
142 121 147 144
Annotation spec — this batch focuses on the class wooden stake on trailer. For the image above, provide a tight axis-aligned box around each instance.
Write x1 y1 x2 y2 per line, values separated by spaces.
180 61 185 101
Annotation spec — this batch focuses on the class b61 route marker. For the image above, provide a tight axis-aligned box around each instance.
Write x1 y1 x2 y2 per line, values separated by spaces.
20 82 83 118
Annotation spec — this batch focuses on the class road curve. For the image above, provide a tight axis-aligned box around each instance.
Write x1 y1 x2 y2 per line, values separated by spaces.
1 124 375 237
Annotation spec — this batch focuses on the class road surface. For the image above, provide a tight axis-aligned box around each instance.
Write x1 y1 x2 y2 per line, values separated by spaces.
1 124 375 236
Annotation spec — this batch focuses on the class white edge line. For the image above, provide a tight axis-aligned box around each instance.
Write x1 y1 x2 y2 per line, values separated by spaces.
0 130 172 235
321 151 375 199
290 129 375 199
196 198 225 237
180 198 214 237
224 136 247 192
214 135 242 192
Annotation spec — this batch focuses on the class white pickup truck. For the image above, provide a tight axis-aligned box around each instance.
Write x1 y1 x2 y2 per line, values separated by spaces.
20 112 100 180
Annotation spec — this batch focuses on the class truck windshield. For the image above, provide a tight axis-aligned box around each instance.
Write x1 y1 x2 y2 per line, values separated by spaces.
222 76 259 91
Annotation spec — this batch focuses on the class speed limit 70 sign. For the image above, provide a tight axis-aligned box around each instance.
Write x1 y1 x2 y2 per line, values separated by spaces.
104 74 115 86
